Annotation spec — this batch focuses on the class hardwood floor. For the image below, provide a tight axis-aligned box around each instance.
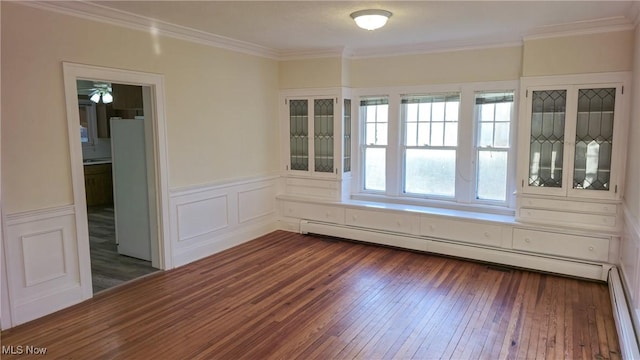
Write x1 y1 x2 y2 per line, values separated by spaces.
88 205 159 293
1 231 620 359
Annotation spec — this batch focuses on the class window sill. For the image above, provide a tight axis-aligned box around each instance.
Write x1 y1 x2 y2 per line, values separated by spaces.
277 193 516 225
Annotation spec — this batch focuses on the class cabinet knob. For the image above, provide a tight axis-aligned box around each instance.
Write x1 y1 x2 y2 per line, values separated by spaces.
325 212 331 218
396 220 402 227
483 232 490 238
352 215 357 221
524 238 531 243
589 246 594 251
603 206 609 211
429 225 435 231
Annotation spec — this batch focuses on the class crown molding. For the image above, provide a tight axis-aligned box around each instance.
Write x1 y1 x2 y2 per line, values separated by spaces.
278 47 347 61
17 1 640 62
22 1 280 59
346 39 523 60
523 16 635 41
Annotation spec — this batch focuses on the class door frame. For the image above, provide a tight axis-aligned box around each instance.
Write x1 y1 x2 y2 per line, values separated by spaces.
62 62 172 299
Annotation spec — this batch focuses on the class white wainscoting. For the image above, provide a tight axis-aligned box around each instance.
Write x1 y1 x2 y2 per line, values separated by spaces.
4 205 86 326
169 176 279 267
620 205 640 336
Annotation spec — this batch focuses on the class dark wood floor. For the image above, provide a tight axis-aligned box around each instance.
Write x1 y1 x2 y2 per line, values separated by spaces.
88 205 159 293
1 231 620 359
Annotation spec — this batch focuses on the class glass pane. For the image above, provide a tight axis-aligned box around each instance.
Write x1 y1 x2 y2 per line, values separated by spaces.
314 99 334 173
528 90 566 187
477 150 508 201
573 88 615 190
405 149 456 197
289 99 308 171
343 99 351 173
365 148 386 191
406 122 418 147
364 103 388 146
494 123 510 148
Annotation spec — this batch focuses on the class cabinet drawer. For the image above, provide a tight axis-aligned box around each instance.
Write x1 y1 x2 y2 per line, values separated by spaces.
420 217 504 248
519 208 616 228
345 209 418 234
520 197 617 214
513 229 609 262
282 202 344 224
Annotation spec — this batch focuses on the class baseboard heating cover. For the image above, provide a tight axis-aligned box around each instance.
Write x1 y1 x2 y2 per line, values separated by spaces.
608 267 640 359
299 220 610 281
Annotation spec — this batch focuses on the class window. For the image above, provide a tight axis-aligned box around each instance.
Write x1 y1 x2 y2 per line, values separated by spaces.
474 91 514 202
402 93 460 197
361 97 388 191
355 82 517 212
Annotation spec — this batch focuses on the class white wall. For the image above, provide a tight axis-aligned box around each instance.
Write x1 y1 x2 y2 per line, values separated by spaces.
1 3 280 214
620 22 640 332
522 30 634 76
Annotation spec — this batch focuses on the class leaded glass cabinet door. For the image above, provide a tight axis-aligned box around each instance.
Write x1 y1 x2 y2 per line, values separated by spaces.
314 99 334 173
289 99 309 172
568 85 621 199
525 88 569 195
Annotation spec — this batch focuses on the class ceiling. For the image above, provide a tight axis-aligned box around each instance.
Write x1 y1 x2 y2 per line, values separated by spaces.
83 1 638 57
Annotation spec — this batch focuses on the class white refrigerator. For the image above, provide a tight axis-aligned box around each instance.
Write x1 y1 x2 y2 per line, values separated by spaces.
110 117 152 261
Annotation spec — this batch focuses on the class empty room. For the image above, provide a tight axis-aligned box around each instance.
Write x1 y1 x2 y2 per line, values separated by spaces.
1 1 640 359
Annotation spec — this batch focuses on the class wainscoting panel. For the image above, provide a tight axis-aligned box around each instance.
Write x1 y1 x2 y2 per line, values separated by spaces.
238 185 276 224
176 195 229 242
621 206 640 321
170 176 279 267
5 206 84 325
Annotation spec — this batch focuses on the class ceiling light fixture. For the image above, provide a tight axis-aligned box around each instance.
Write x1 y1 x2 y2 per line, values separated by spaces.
350 9 392 31
88 84 113 104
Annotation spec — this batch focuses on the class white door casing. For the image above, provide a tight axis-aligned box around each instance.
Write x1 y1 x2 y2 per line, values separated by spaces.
61 63 172 300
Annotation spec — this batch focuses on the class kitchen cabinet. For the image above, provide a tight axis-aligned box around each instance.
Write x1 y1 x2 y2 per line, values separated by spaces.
84 163 113 206
112 84 143 110
516 72 630 231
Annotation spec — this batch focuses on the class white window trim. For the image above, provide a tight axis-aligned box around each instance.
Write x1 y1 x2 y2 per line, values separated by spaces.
352 80 519 214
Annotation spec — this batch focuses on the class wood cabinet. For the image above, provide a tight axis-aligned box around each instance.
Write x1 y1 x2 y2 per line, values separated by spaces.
84 163 113 206
112 84 143 110
516 72 630 231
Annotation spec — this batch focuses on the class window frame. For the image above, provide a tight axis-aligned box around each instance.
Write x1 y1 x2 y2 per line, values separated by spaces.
360 96 390 193
400 92 461 200
352 81 518 214
472 90 516 206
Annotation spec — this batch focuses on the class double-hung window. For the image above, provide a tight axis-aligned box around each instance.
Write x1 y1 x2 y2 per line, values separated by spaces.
361 97 388 191
474 91 514 202
402 93 460 197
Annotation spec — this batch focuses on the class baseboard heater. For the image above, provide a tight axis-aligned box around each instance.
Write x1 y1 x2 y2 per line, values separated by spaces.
299 219 611 281
608 267 640 359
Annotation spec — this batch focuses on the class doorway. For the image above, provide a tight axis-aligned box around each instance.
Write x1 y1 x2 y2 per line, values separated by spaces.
76 81 159 293
63 63 172 299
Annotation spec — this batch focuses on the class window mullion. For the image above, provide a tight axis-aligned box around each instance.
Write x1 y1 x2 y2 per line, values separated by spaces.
456 87 475 204
386 93 402 196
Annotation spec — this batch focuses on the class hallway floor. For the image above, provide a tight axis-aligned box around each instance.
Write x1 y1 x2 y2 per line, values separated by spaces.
88 205 159 293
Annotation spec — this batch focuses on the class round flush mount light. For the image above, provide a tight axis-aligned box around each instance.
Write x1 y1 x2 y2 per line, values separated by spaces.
350 9 392 31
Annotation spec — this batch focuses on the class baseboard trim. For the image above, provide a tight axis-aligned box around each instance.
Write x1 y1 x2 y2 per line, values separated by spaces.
608 267 640 359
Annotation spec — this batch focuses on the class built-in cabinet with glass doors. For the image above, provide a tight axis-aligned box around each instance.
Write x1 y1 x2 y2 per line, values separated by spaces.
281 88 352 200
516 73 630 231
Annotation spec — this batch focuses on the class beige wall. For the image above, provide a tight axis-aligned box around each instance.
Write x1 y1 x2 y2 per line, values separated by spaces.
624 25 640 221
1 3 280 213
279 57 344 89
350 46 522 87
522 30 634 76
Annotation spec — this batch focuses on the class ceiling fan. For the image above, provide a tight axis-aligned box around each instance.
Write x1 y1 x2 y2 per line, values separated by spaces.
87 82 113 104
